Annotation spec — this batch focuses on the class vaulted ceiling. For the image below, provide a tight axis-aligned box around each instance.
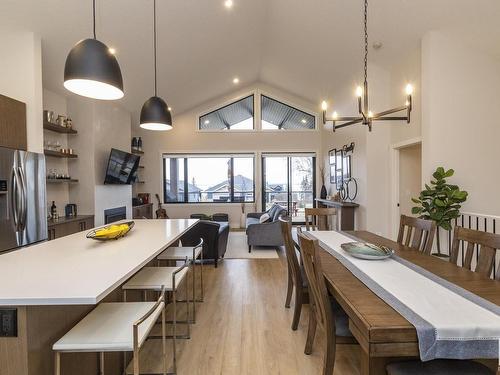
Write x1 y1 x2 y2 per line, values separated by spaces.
1 0 500 117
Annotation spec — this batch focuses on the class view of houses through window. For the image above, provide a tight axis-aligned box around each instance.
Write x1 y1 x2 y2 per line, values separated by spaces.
163 154 254 203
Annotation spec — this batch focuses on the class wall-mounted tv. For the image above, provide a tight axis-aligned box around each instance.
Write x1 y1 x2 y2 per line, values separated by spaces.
104 148 140 185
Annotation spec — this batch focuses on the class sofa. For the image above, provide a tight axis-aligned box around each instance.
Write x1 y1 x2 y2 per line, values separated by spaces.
246 203 287 252
180 220 229 267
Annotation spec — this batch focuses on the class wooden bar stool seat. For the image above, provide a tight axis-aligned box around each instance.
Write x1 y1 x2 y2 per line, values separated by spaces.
53 291 167 375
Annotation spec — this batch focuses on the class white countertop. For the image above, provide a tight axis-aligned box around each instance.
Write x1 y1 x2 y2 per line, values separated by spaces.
0 219 198 306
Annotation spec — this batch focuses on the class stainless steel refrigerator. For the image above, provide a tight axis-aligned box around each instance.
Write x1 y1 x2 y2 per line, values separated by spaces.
0 147 47 253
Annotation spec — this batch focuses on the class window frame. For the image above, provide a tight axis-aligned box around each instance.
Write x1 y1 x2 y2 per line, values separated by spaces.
162 153 256 204
260 93 317 132
196 93 256 133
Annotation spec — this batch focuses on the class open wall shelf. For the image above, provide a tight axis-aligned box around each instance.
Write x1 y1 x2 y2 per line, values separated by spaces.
43 121 78 134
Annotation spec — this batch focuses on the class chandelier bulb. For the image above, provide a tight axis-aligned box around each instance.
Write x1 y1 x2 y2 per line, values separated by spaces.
321 101 328 111
405 84 414 96
368 111 374 118
332 111 338 120
356 86 363 98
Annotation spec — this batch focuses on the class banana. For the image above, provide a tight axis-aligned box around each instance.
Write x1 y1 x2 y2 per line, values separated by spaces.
94 224 130 239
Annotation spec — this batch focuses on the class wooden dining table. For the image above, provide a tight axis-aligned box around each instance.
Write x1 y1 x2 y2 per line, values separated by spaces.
318 230 500 375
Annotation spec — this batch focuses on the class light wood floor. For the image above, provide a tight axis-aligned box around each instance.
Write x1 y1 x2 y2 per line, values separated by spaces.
132 251 361 375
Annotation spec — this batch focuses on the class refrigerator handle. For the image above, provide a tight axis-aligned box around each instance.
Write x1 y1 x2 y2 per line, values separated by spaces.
17 166 27 231
10 167 20 230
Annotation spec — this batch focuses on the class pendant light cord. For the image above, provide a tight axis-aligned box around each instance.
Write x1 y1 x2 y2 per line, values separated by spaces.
93 0 97 39
364 0 368 86
153 0 158 96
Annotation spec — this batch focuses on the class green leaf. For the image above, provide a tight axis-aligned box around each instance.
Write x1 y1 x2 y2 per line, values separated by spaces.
411 207 422 215
444 169 455 178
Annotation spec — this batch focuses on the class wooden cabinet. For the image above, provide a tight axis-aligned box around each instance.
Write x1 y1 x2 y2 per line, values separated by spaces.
132 203 153 219
0 94 27 150
47 216 94 240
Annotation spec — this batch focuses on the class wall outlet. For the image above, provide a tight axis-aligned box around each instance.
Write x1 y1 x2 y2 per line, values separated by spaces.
0 309 17 337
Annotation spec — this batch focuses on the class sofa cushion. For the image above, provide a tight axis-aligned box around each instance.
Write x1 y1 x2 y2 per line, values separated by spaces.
259 213 271 223
246 217 260 228
272 207 286 221
267 204 279 219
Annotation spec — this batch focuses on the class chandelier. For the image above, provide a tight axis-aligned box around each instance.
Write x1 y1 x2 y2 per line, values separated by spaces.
321 0 413 132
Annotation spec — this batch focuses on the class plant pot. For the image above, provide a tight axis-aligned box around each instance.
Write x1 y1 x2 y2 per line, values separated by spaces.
320 185 327 199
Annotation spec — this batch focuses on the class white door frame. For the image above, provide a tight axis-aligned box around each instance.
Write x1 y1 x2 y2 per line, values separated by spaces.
390 137 422 239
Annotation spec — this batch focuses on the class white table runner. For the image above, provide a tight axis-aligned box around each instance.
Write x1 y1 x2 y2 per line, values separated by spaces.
308 230 500 361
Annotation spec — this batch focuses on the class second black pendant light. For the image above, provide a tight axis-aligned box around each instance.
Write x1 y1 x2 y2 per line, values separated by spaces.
140 0 172 131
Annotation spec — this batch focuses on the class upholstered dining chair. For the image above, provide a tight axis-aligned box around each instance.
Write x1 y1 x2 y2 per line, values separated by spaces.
450 226 500 279
279 216 308 330
304 208 337 231
298 231 356 375
397 215 436 254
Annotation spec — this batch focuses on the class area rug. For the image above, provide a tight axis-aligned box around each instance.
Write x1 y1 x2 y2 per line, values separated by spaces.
224 231 279 259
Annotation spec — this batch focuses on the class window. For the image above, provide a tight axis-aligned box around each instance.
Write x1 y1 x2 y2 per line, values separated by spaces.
163 154 255 203
261 95 315 130
199 95 254 130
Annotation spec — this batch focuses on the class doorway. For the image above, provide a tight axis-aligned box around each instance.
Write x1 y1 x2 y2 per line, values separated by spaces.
262 154 316 223
391 139 422 237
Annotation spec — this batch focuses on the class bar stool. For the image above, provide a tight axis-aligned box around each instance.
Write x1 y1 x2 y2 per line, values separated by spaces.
122 258 190 373
157 239 204 322
53 288 166 375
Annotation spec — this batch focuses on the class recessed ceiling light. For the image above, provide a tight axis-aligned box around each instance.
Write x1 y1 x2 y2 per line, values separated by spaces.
224 0 233 8
204 120 210 124
233 77 240 84
108 47 116 55
301 118 307 124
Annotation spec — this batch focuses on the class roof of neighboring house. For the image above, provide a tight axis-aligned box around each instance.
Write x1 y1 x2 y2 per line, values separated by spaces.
205 174 253 193
165 180 202 192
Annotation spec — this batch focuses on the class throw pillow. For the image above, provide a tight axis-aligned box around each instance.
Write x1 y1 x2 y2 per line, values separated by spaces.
259 213 271 224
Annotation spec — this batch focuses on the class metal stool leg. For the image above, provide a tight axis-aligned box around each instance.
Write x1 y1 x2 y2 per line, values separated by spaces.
99 352 105 375
200 250 204 302
162 308 167 375
54 352 61 375
172 289 177 373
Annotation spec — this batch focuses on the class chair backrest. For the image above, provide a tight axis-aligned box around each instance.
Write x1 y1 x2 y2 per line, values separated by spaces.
180 220 220 253
297 231 334 334
397 215 436 254
279 217 303 289
304 208 337 231
450 226 500 279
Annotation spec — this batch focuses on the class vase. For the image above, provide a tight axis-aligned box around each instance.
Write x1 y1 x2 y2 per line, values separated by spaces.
320 185 327 199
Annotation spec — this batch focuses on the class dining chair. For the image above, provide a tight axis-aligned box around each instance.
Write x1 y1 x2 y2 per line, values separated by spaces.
450 226 500 279
298 231 356 375
304 207 337 231
279 216 308 330
397 214 436 254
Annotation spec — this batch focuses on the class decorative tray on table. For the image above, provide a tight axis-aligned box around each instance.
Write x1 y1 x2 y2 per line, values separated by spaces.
86 221 135 241
341 242 394 260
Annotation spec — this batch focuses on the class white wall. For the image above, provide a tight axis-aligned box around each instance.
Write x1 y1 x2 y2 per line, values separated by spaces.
422 31 500 217
0 29 43 152
133 82 323 227
67 97 132 225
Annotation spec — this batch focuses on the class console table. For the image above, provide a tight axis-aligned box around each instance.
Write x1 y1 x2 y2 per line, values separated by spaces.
315 199 359 231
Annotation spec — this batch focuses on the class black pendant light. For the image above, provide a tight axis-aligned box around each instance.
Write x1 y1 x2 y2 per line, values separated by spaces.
64 0 124 100
140 0 172 131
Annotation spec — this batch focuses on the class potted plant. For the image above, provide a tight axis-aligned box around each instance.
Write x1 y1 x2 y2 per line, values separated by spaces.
411 167 468 256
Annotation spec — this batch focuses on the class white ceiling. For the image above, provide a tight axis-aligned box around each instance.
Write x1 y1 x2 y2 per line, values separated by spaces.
1 0 500 116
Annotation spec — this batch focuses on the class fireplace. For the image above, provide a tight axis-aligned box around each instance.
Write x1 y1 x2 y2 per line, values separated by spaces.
104 206 127 224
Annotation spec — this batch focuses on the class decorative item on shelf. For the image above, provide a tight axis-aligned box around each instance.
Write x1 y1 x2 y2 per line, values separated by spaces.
320 0 412 132
43 110 55 123
56 115 66 127
137 137 143 151
65 204 77 217
319 165 327 199
137 193 150 204
131 137 138 151
339 177 358 202
86 221 135 241
411 167 468 257
50 201 58 220
66 117 73 129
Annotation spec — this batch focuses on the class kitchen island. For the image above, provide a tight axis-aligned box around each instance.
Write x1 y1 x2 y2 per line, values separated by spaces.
0 219 197 375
